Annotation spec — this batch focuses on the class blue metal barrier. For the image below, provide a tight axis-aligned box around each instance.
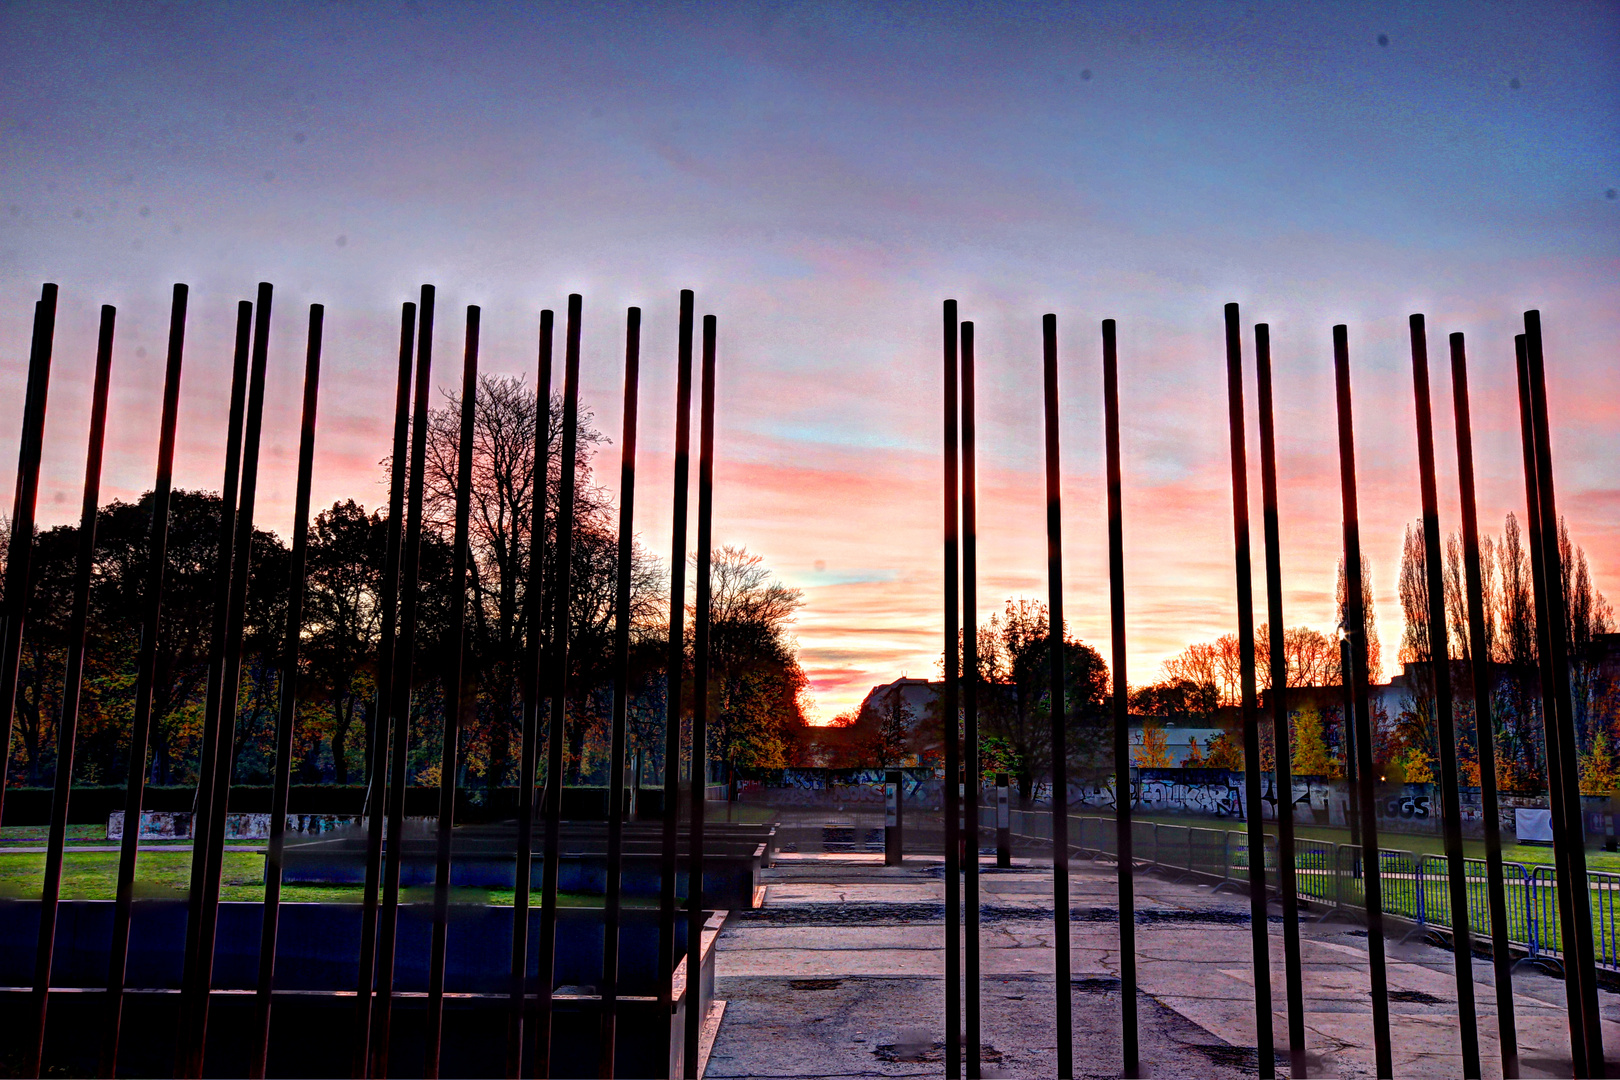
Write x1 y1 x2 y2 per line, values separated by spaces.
1011 813 1620 976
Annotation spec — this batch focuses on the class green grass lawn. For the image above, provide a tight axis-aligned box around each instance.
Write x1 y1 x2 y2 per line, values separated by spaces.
1281 820 1620 874
1058 810 1620 953
0 850 656 906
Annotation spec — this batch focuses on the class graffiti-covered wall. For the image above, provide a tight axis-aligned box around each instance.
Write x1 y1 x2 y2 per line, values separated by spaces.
1109 770 1529 837
737 767 941 807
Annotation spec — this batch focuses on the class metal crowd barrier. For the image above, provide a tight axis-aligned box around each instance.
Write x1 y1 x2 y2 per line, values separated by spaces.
988 807 1620 975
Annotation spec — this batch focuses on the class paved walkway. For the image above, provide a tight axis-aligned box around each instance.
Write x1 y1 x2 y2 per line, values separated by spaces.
707 850 1620 1078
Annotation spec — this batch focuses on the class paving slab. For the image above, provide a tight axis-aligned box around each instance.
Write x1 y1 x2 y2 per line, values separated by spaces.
708 851 1620 1077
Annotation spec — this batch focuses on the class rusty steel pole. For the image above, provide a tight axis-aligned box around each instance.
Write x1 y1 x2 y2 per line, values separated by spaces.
1040 313 1073 1077
0 283 58 821
251 304 324 1078
1407 313 1481 1077
371 284 437 1078
1334 324 1393 1080
1254 321 1305 1077
1449 331 1519 1078
1102 318 1139 1078
424 306 480 1077
30 302 115 1077
659 290 696 1039
960 319 983 1079
509 307 554 1077
537 294 584 1077
600 306 642 1076
942 299 963 1080
354 300 416 1077
181 281 274 1076
1518 316 1603 1075
1222 303 1275 1080
102 285 188 1078
179 295 252 1076
685 312 718 1078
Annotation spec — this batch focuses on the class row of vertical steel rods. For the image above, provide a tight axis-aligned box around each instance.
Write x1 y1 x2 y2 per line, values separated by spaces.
943 306 1137 1079
0 281 718 1079
0 281 315 1076
940 300 1599 1079
1221 304 1278 1079
347 287 719 1080
1520 313 1604 1075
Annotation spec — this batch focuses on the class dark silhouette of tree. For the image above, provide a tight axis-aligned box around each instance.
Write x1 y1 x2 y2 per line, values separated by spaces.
7 522 76 785
92 490 287 786
302 499 386 784
1129 678 1217 724
420 374 663 789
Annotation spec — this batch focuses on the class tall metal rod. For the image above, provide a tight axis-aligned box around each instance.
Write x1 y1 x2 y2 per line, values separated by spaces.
1040 313 1072 1078
600 305 642 1076
30 302 114 1078
102 284 186 1078
659 290 695 1036
941 299 963 1080
371 283 436 1078
685 312 718 1078
1513 333 1582 1069
1254 322 1305 1077
354 300 416 1077
509 307 554 1078
1222 303 1275 1080
1523 313 1604 1074
425 306 480 1078
1408 313 1482 1077
179 298 252 1072
251 303 323 1078
959 319 982 1079
1333 324 1393 1079
1449 331 1519 1077
1102 317 1139 1078
537 293 583 1076
184 280 273 1075
0 282 57 821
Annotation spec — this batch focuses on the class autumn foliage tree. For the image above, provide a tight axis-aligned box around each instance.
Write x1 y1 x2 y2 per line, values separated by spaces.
934 598 1109 800
4 376 814 803
698 546 810 775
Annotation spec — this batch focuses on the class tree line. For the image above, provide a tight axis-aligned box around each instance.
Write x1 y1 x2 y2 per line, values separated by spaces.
1142 513 1615 792
837 510 1614 802
3 375 811 795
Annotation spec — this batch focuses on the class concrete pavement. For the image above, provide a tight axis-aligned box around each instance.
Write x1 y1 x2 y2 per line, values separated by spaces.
705 849 1620 1078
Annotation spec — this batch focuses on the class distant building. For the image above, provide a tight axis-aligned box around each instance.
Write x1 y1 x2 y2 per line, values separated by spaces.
857 677 938 732
834 664 1506 773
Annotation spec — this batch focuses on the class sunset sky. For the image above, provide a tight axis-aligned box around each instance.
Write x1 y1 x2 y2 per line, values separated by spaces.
2 2 1616 722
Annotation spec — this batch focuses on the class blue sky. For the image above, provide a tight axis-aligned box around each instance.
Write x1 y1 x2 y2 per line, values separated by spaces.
3 1 1616 716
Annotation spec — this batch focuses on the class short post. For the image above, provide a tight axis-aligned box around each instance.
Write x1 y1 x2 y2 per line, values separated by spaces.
885 768 903 866
959 767 970 866
629 748 640 820
996 772 1011 867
